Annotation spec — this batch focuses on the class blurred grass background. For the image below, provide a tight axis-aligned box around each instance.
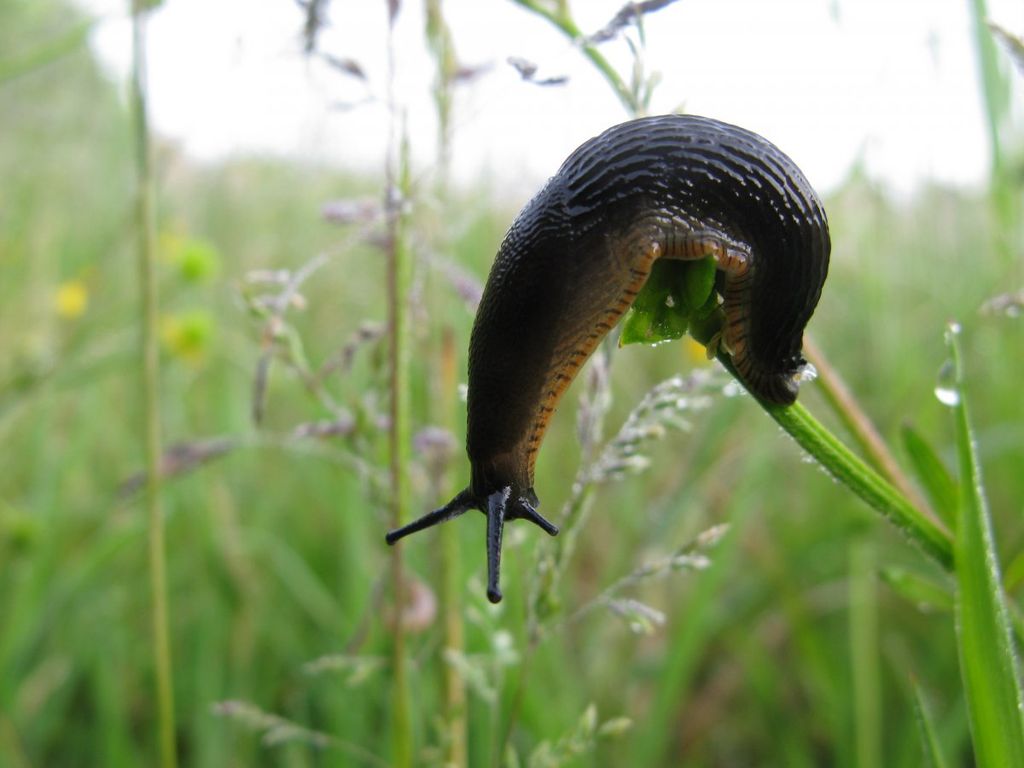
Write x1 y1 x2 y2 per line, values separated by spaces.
1 0 1023 766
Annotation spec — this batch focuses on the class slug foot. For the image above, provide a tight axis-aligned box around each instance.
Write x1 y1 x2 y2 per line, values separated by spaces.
385 485 559 603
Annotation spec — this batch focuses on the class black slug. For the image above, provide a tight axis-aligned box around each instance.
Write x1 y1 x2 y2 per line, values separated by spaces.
386 114 830 603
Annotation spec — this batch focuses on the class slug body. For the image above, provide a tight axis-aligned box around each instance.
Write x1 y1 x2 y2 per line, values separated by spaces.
386 114 831 602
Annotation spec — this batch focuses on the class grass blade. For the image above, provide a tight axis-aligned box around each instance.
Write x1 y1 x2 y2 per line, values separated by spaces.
900 423 957 526
849 540 881 768
912 683 950 768
880 567 953 614
946 322 1024 767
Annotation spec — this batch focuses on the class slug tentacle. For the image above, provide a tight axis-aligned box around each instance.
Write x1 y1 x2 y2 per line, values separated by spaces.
384 114 830 602
388 483 558 604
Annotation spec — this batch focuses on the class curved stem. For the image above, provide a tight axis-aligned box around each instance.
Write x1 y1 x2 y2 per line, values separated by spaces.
803 335 941 527
686 311 954 569
510 0 638 115
762 398 953 570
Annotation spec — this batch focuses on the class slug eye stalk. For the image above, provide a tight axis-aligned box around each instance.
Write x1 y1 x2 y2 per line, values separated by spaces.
385 486 559 603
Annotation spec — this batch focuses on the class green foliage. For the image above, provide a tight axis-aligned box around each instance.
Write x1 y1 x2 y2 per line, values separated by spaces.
946 325 1024 767
1 1 1023 767
900 423 958 527
619 257 717 347
912 684 951 768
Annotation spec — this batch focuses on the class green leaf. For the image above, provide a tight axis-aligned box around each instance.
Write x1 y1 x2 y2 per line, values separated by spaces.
619 260 689 346
681 255 716 311
912 683 950 768
0 19 92 86
989 22 1024 78
945 322 1024 768
1003 549 1024 593
900 423 957 525
880 567 953 613
619 257 717 347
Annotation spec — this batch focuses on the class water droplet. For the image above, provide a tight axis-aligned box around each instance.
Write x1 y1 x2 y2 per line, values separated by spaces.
943 321 962 346
796 363 818 383
934 360 960 407
721 380 745 398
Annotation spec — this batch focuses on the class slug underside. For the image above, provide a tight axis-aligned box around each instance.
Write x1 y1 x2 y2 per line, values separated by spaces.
386 114 831 603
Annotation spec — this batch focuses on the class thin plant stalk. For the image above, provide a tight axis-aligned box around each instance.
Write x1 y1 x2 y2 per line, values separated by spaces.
966 0 1017 267
849 539 881 768
762 398 952 570
385 148 414 768
803 335 939 525
130 3 177 767
438 328 467 768
510 0 637 115
385 8 413 766
692 325 954 570
425 2 467 760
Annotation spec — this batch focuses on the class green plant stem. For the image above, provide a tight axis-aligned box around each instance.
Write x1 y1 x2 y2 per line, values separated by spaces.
385 15 413 763
510 0 637 115
425 0 468 753
849 539 881 768
803 335 939 524
130 4 177 767
437 328 467 768
693 324 954 570
967 0 1017 267
967 0 1009 180
762 397 953 569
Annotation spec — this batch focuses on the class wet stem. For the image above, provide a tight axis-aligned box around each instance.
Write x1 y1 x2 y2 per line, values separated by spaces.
741 358 954 571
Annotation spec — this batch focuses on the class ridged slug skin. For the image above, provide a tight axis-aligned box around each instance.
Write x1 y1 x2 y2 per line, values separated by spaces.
387 114 831 602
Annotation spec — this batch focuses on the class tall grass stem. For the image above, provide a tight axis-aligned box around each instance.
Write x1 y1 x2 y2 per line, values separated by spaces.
437 328 467 767
130 3 177 767
385 8 414 764
849 539 881 768
425 2 467 760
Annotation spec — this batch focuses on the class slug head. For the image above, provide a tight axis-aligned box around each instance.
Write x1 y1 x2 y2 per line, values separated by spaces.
743 355 803 405
384 484 558 603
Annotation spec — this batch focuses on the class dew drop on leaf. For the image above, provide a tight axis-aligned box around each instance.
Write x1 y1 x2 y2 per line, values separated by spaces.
934 359 960 407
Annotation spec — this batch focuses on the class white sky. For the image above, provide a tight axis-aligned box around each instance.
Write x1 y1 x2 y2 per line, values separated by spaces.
78 0 1023 199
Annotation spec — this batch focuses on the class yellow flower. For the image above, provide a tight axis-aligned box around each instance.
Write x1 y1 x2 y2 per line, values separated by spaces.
682 336 711 365
161 230 221 283
160 310 213 364
55 281 88 319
